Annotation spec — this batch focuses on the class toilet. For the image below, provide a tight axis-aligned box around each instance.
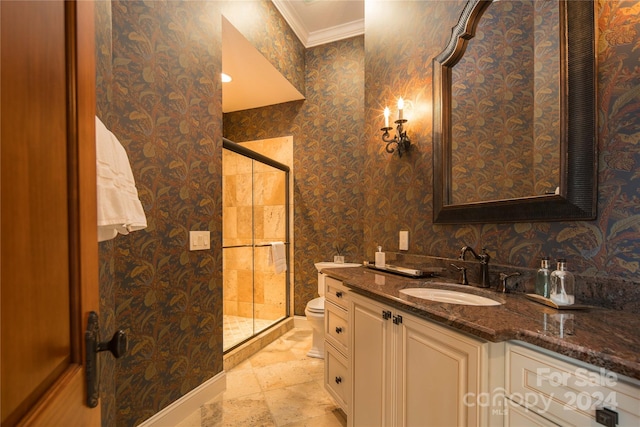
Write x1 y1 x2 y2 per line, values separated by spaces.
305 261 360 358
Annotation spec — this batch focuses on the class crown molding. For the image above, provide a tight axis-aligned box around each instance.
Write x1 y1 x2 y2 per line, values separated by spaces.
272 0 364 48
306 19 364 47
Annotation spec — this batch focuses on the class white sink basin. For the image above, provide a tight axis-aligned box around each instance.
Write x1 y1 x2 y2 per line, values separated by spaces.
400 288 502 306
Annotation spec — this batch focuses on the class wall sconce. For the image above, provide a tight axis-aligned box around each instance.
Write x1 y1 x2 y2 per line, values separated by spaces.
381 98 411 157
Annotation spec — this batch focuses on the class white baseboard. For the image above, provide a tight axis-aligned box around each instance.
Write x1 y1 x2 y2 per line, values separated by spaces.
138 371 226 427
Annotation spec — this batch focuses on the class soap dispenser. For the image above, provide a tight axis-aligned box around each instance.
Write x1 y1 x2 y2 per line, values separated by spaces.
550 258 575 306
375 246 386 268
535 257 551 298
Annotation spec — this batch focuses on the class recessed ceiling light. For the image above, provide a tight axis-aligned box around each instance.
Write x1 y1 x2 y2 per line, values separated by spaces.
221 73 232 83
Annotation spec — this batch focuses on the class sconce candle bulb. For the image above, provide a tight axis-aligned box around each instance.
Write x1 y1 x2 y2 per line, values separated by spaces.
381 98 411 157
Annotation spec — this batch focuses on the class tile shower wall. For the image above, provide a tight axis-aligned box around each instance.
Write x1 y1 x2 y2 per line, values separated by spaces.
222 145 288 321
363 0 640 310
224 36 366 315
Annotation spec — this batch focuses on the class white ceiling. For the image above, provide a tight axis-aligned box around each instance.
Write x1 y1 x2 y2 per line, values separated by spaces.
222 0 364 113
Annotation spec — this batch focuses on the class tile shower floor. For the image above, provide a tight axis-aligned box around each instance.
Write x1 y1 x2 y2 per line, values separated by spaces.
177 328 347 427
223 314 276 350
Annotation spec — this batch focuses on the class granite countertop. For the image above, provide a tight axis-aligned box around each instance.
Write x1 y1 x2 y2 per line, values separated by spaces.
322 266 640 382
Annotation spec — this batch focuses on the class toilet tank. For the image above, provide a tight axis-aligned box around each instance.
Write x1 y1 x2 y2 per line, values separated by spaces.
314 262 361 295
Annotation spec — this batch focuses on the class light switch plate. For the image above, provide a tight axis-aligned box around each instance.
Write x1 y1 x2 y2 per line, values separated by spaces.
399 230 409 251
189 231 210 250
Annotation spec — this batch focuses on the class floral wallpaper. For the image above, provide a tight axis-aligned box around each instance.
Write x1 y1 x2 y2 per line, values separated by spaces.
98 0 223 425
363 0 639 305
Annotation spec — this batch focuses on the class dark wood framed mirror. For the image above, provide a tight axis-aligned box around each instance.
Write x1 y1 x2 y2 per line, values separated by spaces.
432 0 596 224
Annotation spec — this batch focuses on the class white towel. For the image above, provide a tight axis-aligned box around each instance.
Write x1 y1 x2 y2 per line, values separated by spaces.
95 116 147 242
268 242 287 274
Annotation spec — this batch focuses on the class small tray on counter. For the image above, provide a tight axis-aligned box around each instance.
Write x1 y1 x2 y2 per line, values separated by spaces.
364 262 444 278
525 293 592 310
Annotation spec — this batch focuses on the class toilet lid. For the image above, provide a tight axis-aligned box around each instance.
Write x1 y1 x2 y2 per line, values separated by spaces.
307 297 324 313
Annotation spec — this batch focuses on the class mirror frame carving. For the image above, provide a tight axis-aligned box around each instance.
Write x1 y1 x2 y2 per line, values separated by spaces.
432 0 597 224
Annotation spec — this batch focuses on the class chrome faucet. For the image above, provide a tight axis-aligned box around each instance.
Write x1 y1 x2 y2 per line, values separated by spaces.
459 246 491 288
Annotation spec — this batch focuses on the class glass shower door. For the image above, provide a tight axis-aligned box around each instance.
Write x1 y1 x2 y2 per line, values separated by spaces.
222 142 289 352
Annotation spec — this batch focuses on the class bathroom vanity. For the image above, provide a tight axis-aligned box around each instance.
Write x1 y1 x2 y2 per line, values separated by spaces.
320 267 640 427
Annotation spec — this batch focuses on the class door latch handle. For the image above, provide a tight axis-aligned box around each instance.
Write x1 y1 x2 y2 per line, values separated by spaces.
97 329 127 358
85 311 128 408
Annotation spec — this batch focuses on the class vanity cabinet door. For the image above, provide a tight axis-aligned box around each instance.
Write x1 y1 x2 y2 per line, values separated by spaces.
351 293 394 427
396 312 486 427
351 292 490 427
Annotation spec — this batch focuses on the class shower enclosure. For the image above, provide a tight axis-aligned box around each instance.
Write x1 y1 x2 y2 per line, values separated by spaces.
222 138 290 351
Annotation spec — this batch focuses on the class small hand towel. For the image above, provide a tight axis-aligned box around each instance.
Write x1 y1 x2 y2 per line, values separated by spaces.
96 116 147 242
268 242 287 274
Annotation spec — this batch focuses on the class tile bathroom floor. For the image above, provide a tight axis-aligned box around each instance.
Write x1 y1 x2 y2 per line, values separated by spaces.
176 328 347 427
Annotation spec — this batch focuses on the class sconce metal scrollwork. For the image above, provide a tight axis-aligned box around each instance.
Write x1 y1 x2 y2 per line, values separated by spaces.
381 98 411 157
381 120 411 157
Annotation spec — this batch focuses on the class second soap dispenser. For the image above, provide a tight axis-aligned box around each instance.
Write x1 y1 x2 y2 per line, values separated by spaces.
550 258 575 306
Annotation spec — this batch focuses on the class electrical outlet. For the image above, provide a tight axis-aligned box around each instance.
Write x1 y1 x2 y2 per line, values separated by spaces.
399 230 409 250
189 231 210 250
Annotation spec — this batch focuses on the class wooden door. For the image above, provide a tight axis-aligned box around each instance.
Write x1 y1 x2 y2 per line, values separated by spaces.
1 1 99 425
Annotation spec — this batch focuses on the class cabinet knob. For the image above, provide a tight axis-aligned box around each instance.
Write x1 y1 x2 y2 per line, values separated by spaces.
335 291 343 298
335 376 342 384
335 326 343 334
382 310 392 320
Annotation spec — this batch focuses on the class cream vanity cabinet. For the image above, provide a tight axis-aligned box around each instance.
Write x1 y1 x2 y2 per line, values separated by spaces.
324 276 352 413
350 291 502 427
505 342 640 427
